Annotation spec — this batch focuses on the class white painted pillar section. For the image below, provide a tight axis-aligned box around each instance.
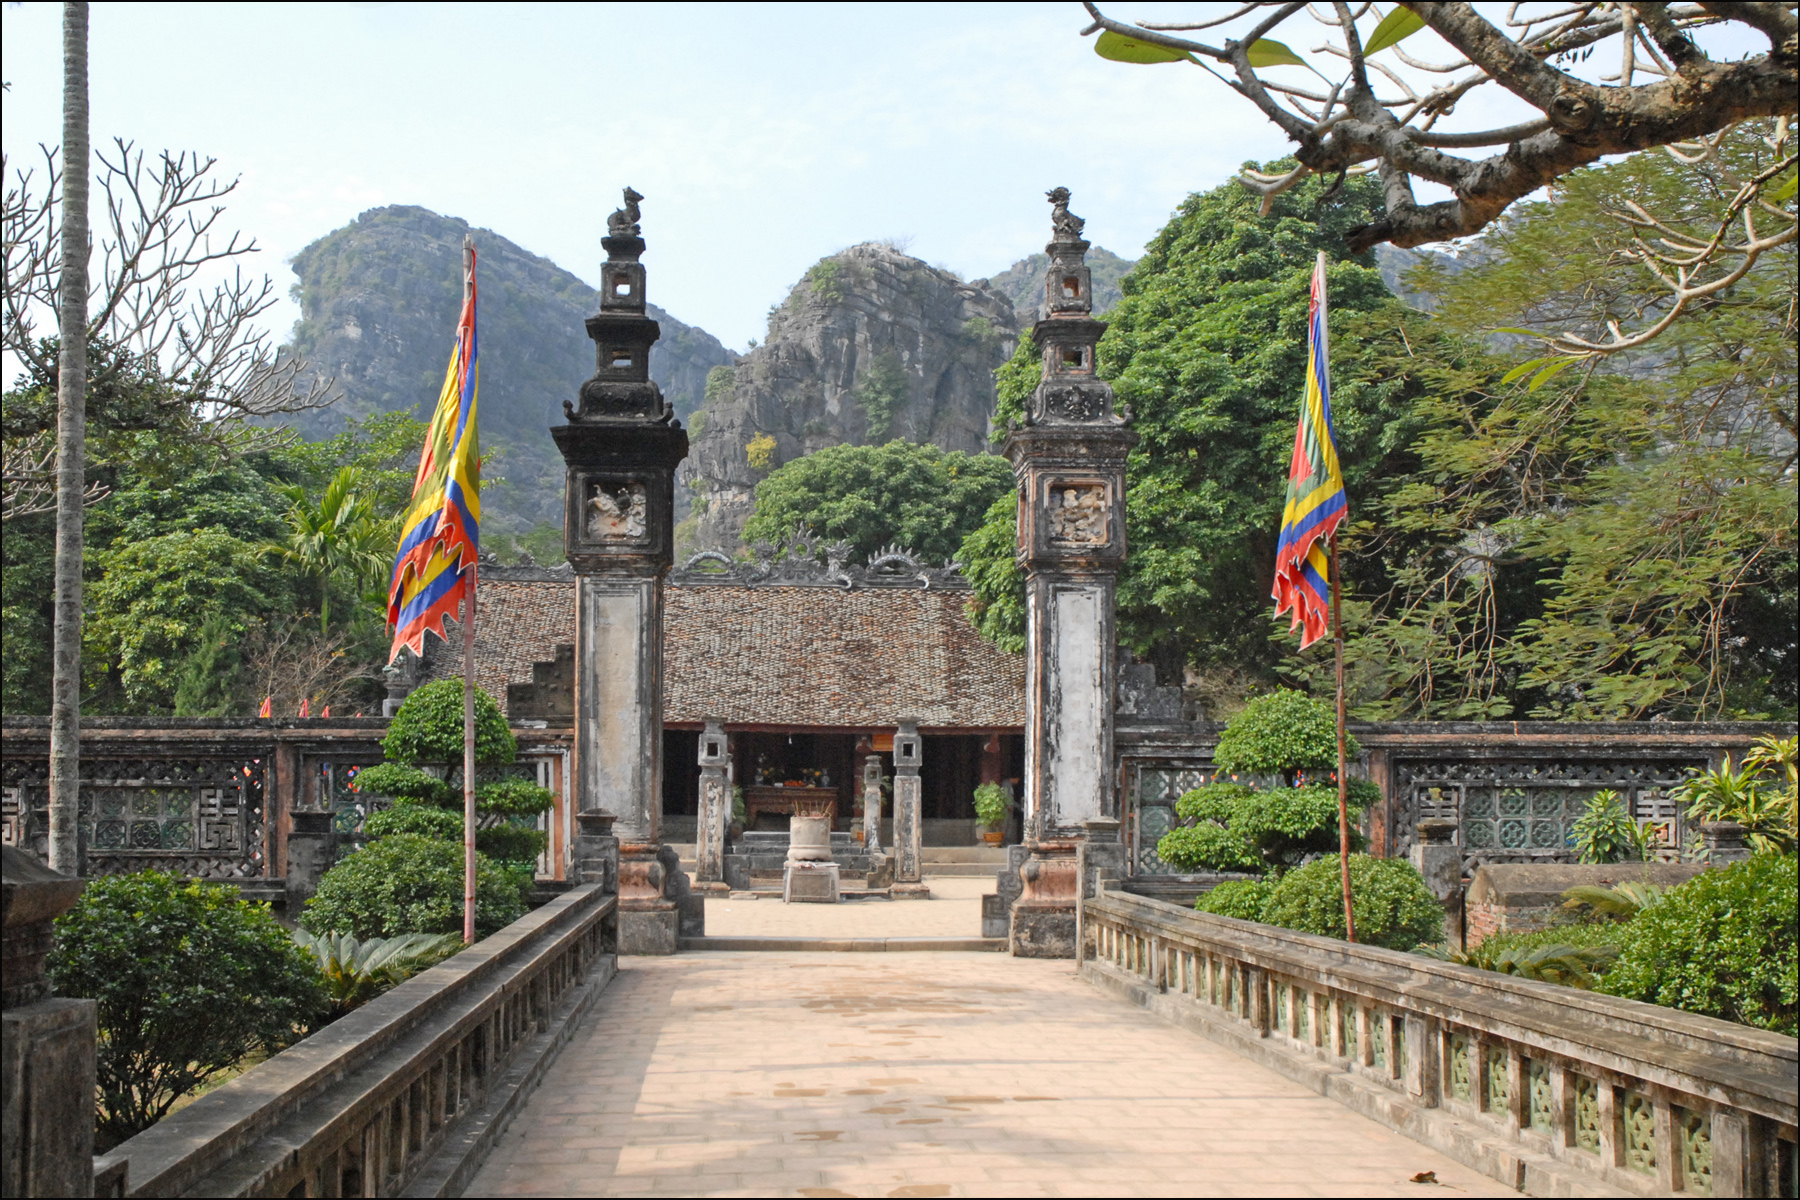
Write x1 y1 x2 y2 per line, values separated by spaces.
1046 584 1106 828
574 575 662 843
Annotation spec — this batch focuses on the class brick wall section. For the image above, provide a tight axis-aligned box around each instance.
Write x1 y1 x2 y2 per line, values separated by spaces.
431 577 1026 728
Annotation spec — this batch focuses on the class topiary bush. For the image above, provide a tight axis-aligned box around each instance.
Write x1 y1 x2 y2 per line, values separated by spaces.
1194 877 1277 920
1213 689 1360 784
351 677 552 868
302 833 528 940
1597 853 1798 1035
48 871 325 1145
1258 855 1444 950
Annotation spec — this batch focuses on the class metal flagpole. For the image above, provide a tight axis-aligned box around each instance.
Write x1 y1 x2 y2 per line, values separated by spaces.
461 235 478 946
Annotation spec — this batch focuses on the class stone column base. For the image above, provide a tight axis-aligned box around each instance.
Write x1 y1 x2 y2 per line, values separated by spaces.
890 882 933 900
1010 902 1076 957
1 998 96 1198
784 862 840 903
691 880 730 896
618 905 680 955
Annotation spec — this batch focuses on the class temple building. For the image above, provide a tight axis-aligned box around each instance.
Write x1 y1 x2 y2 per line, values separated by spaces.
409 533 1027 846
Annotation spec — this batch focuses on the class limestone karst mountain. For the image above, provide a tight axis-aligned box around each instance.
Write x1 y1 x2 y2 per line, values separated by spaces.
683 242 1021 551
985 245 1135 319
281 205 733 532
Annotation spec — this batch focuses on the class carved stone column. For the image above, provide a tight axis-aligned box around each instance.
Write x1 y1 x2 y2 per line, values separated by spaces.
552 189 691 955
890 720 929 898
2 846 95 1198
693 719 730 894
1004 188 1137 958
861 753 892 889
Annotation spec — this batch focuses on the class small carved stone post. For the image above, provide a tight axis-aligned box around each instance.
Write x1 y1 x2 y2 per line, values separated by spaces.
861 754 884 855
2 846 95 1198
1004 188 1136 958
694 719 729 893
1701 820 1751 864
1411 818 1464 951
552 189 691 954
891 721 929 898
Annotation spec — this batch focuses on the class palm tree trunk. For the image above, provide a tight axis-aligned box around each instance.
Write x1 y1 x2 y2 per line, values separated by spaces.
48 0 90 873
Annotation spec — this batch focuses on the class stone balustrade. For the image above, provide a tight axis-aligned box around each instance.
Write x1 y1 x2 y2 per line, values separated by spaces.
94 885 617 1198
1080 886 1796 1197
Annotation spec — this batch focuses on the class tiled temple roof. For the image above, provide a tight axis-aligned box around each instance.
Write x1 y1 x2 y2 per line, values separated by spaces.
427 560 1025 729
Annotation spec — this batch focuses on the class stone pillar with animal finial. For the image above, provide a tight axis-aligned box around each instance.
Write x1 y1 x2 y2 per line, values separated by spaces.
1001 187 1135 957
552 188 695 953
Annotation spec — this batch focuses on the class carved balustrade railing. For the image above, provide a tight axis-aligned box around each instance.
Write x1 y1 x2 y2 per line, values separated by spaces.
1081 887 1797 1198
94 883 617 1198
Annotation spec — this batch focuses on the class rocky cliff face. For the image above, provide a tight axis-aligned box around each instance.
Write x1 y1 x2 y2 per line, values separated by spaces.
282 205 732 531
986 244 1135 319
684 243 1020 550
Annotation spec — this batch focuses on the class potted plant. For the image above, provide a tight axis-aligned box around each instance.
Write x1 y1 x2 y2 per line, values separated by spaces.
973 782 1011 845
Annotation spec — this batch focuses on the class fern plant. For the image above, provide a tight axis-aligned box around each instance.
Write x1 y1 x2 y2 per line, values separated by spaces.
290 929 461 1016
1560 881 1667 920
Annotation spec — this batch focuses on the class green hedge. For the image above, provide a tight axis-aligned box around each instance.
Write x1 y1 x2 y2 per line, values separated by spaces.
1597 853 1798 1035
1258 855 1444 950
1194 878 1276 920
49 872 323 1144
302 833 528 940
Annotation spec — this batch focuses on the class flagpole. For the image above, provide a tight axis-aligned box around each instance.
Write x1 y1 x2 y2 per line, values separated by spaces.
461 235 478 946
1319 248 1356 945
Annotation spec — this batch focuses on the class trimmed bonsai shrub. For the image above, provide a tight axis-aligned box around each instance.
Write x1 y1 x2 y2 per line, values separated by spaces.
1212 688 1359 784
302 833 528 940
1597 853 1798 1035
353 677 553 868
48 872 325 1145
1194 877 1276 921
1157 691 1376 874
1258 855 1444 950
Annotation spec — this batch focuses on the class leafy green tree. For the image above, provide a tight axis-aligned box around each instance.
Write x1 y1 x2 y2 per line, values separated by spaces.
48 872 324 1145
1348 126 1796 720
84 527 288 713
853 353 909 441
744 440 1014 564
962 168 1419 685
268 466 396 634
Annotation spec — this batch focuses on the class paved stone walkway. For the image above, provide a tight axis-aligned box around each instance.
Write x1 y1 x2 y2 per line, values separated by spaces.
470 953 1514 1198
703 877 989 939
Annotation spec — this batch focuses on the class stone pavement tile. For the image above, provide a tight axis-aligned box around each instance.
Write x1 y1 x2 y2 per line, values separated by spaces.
469 952 1516 1198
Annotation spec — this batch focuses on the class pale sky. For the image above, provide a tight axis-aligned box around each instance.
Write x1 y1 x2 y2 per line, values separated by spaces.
2 3 1765 353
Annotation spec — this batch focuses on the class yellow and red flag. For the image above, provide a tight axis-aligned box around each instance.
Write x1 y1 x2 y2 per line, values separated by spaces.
1271 254 1347 648
387 249 481 661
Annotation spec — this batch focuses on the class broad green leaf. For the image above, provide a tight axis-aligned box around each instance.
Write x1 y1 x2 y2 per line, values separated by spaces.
1491 327 1539 337
1768 171 1798 204
1363 7 1427 55
1500 356 1550 386
1527 357 1579 391
1096 30 1190 65
1246 38 1307 69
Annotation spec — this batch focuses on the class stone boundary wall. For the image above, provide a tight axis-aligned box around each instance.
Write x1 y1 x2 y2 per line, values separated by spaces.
0 717 575 902
1080 886 1798 1197
1463 862 1708 947
94 883 618 1198
1117 718 1793 878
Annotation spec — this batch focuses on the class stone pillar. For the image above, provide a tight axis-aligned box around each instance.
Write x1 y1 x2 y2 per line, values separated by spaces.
890 721 929 898
552 189 690 955
2 846 95 1199
1410 818 1464 951
1701 820 1751 864
1004 188 1137 958
693 719 730 894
